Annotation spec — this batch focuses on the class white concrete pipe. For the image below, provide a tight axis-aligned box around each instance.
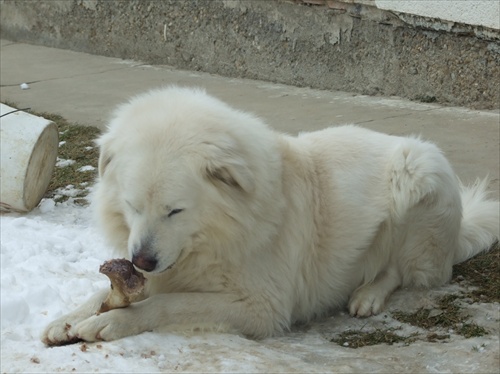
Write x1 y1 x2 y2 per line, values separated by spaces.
0 104 58 212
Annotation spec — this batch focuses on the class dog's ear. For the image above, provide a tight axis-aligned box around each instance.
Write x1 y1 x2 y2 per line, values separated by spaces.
204 143 255 194
206 161 255 193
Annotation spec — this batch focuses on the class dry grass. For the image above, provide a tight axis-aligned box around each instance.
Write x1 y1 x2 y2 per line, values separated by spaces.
331 328 417 348
392 294 488 339
452 241 500 303
40 112 100 203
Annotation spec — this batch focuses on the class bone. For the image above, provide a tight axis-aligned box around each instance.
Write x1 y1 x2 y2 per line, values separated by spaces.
97 259 146 314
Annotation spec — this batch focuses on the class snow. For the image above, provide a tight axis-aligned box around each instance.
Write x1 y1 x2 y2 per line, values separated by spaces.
77 165 96 172
55 158 76 168
52 185 87 201
1 200 499 373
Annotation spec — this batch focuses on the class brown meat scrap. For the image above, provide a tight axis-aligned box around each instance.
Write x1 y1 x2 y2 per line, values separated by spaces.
97 259 146 314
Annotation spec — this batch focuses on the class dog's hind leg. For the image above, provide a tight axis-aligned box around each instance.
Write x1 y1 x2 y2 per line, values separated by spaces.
348 265 401 317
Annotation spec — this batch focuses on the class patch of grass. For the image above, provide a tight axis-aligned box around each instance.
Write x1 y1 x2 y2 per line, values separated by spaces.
331 328 416 349
458 323 488 339
392 294 488 338
41 112 101 203
452 242 500 303
2 102 101 204
393 294 462 330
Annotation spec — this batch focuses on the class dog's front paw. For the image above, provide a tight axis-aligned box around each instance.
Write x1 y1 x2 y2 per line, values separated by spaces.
42 315 84 346
75 309 142 342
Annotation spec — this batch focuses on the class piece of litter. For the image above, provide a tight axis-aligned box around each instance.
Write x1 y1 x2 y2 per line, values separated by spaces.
20 83 30 90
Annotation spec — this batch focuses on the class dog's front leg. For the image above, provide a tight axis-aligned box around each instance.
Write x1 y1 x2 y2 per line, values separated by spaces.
75 292 275 342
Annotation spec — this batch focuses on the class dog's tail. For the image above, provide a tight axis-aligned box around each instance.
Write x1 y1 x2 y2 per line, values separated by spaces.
454 178 499 264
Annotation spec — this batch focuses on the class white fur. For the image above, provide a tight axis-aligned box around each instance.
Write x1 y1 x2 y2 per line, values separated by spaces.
42 87 499 345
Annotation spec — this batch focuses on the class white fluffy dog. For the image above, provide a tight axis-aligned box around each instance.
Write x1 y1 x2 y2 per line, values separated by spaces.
43 87 499 345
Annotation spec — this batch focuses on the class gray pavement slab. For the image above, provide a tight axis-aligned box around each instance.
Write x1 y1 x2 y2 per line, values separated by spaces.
1 39 498 194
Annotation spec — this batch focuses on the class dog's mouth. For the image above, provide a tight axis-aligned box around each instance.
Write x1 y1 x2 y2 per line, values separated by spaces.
162 262 176 273
156 247 188 274
134 262 175 276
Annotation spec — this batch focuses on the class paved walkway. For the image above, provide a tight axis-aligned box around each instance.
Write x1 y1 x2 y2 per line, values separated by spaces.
1 39 498 194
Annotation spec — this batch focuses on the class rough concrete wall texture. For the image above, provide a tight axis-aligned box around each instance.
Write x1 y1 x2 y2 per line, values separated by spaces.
0 0 499 109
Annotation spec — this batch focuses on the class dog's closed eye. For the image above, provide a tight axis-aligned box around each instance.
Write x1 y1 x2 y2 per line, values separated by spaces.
168 208 184 218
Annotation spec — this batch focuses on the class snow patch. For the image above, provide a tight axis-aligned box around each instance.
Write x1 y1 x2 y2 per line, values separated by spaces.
77 165 96 172
38 199 56 213
56 158 75 167
54 185 83 198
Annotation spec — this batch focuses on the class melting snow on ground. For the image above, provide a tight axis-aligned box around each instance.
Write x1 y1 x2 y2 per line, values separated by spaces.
1 199 498 373
55 158 76 168
77 166 96 172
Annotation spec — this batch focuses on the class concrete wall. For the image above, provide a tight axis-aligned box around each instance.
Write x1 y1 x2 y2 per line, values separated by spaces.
1 0 499 109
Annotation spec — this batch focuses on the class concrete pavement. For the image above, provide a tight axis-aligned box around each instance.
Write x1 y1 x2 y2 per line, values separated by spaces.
1 39 499 195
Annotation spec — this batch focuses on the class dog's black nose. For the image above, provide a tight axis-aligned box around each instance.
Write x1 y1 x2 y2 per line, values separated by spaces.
132 253 157 272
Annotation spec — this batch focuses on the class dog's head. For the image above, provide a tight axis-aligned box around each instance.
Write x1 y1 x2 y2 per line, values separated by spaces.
94 87 281 274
